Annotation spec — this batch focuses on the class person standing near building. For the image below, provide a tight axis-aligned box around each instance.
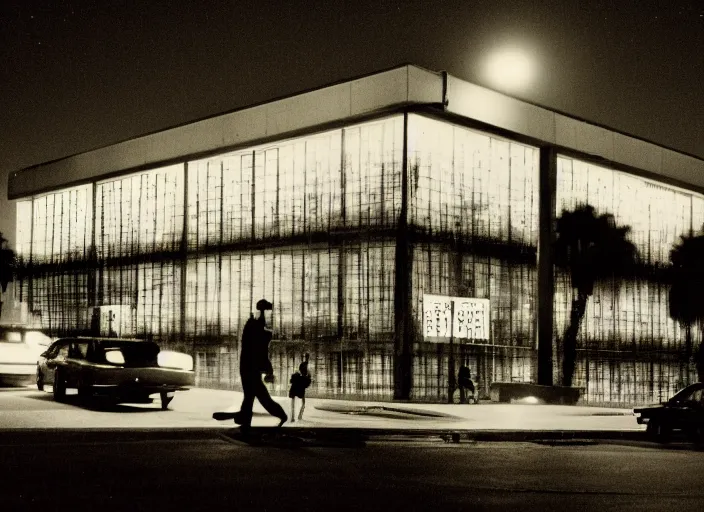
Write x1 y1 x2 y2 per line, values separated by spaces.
233 299 288 431
457 365 476 404
289 353 312 422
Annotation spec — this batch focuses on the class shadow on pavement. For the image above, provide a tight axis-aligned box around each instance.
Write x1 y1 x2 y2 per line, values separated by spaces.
221 427 368 448
314 403 463 420
25 392 163 413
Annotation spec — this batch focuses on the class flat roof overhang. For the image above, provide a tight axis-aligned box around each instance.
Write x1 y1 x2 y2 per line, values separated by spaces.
8 64 704 200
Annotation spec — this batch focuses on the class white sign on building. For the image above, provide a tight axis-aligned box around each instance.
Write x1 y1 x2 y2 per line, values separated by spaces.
422 294 490 343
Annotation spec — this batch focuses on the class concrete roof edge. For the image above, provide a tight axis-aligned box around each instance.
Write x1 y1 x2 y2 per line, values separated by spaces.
444 72 704 163
13 63 439 175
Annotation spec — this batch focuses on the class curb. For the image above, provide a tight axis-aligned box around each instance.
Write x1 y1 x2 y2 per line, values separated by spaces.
0 426 646 442
273 427 647 441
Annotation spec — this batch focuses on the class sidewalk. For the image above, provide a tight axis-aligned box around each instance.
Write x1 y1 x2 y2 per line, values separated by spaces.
0 385 646 439
195 387 645 434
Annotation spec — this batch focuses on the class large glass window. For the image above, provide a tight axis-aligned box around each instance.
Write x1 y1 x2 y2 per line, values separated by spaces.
31 272 91 332
194 248 340 340
344 242 395 339
344 117 404 229
555 156 704 403
96 164 184 259
188 158 224 249
185 242 394 343
135 261 182 339
406 117 539 339
188 116 402 246
554 156 701 354
15 201 32 263
31 185 92 264
407 114 539 246
556 158 695 266
406 115 539 399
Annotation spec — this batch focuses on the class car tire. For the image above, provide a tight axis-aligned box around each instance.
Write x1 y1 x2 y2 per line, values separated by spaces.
53 369 66 402
36 368 44 391
160 392 173 411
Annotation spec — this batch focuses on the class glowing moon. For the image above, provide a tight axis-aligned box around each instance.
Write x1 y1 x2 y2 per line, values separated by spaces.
483 47 534 92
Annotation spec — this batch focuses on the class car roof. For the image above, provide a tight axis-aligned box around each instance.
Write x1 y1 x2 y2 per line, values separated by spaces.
0 324 46 332
51 337 152 344
75 337 151 343
674 382 704 395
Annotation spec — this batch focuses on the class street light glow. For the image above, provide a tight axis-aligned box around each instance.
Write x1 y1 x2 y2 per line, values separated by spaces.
484 47 534 92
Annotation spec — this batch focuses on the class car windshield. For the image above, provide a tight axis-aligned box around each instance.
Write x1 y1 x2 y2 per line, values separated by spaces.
671 385 704 402
92 341 160 367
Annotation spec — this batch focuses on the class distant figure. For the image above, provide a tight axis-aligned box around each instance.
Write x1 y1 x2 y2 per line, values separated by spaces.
289 353 312 422
233 299 288 431
457 365 476 404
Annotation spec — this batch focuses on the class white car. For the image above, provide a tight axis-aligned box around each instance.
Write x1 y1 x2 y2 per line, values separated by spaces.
0 325 53 386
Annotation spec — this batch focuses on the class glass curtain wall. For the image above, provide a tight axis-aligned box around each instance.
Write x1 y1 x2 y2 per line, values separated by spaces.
555 156 704 404
21 186 93 332
13 116 402 399
96 164 185 342
407 114 540 401
184 116 402 397
12 201 33 321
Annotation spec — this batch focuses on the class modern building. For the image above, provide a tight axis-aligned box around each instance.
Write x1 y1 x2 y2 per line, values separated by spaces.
7 64 704 405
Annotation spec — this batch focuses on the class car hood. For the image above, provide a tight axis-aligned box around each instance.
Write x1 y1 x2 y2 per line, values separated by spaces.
0 342 40 364
634 404 665 413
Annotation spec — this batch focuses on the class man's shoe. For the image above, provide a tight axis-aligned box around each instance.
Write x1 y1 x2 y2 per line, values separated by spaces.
233 411 249 425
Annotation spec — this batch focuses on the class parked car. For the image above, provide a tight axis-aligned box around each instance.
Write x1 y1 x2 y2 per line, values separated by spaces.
36 337 195 410
0 324 53 386
634 382 704 442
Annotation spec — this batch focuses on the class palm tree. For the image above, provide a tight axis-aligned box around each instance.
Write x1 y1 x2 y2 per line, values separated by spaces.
669 233 704 382
0 233 17 320
554 205 637 387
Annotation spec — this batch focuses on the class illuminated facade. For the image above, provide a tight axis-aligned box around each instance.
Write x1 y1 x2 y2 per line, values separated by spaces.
8 65 704 405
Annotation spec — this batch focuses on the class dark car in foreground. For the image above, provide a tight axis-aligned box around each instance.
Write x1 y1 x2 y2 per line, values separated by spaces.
634 382 704 442
37 337 195 409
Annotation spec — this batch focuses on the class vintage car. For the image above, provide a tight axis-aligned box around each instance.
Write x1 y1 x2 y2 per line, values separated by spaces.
0 325 53 386
634 382 704 442
36 337 195 410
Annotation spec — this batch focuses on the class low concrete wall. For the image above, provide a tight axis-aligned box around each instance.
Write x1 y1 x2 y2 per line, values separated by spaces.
490 382 583 405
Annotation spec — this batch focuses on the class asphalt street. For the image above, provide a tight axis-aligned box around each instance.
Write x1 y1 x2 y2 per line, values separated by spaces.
2 429 704 511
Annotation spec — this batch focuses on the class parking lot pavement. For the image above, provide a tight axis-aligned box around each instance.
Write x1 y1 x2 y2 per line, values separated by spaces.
0 385 645 432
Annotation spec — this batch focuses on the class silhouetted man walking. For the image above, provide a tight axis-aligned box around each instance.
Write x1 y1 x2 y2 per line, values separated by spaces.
233 299 288 431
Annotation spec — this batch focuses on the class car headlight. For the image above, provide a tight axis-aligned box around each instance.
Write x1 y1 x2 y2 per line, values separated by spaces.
158 351 194 371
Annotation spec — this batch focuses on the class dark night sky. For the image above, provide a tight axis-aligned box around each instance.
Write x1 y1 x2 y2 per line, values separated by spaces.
0 0 702 241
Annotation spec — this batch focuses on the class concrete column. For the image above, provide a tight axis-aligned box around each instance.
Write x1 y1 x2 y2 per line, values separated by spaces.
538 146 557 386
394 112 413 400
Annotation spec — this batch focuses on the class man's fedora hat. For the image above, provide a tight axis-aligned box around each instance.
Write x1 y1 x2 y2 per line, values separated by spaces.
256 299 273 311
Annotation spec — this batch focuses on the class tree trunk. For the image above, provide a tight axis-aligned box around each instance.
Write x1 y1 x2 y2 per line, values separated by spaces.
562 291 588 387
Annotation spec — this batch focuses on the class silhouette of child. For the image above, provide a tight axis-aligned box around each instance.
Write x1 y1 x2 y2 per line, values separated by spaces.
289 354 312 422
